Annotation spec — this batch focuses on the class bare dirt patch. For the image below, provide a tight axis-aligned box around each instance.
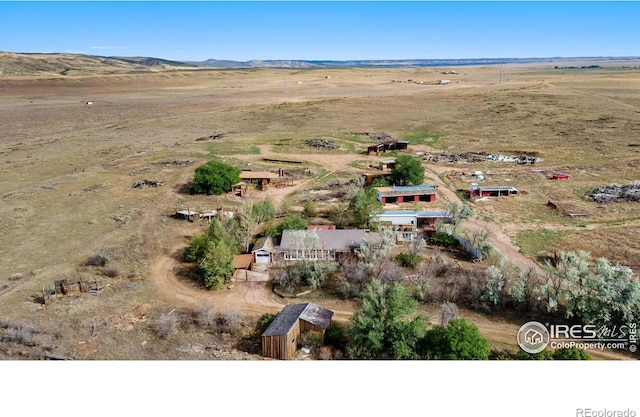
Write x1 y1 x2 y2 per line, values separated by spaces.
2 62 639 359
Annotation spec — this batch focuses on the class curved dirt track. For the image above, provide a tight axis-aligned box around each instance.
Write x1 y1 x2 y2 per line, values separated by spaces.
148 146 543 315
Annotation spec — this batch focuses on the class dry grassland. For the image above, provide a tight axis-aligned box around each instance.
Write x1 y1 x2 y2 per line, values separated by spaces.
1 61 639 359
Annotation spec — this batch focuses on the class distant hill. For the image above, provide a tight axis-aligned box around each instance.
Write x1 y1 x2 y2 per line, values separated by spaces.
0 51 197 76
2 51 639 75
187 56 640 69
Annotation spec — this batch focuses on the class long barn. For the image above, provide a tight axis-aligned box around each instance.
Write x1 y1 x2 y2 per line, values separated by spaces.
261 303 334 360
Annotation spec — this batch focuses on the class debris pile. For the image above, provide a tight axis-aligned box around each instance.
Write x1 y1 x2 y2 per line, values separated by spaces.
487 154 539 164
196 133 225 141
422 152 540 164
157 159 194 167
423 152 490 163
131 179 163 189
367 132 395 142
586 183 640 204
306 138 339 150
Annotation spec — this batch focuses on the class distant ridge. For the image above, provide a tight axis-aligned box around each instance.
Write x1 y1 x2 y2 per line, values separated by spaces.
0 52 197 76
1 51 639 75
188 56 640 69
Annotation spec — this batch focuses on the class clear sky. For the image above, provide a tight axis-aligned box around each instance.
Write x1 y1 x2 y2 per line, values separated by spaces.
1 1 639 62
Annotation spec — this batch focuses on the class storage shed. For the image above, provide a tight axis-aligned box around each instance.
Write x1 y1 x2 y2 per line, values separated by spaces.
374 184 438 204
470 183 519 198
262 303 334 360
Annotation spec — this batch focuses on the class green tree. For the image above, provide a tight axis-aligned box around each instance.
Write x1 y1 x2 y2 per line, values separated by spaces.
192 160 241 195
251 198 276 223
279 215 308 233
481 261 508 309
419 318 490 360
346 280 427 359
510 266 541 312
237 198 277 252
552 251 640 327
449 201 474 231
552 347 591 360
390 155 425 186
183 218 239 290
348 187 383 229
182 234 212 263
198 240 236 290
302 200 317 218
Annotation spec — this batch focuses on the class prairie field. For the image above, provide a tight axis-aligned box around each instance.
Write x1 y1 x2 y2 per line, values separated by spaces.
1 59 639 360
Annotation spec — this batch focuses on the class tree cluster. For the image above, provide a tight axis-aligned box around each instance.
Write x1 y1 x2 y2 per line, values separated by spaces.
182 198 278 290
390 155 425 186
192 160 241 195
345 280 490 360
477 251 640 330
183 217 239 290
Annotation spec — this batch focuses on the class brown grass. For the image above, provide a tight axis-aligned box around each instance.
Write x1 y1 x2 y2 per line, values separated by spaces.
1 60 639 359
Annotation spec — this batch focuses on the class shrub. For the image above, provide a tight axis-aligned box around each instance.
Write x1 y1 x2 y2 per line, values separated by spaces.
256 313 277 333
394 252 423 268
300 330 322 350
87 253 109 267
302 200 317 218
317 346 333 360
156 312 178 339
217 308 243 335
324 323 347 350
1 325 39 346
279 215 308 233
194 303 216 328
431 232 456 246
104 267 119 278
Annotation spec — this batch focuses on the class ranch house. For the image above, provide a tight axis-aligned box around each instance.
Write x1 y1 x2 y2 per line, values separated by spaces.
277 229 381 262
262 303 334 360
372 210 453 242
239 171 280 189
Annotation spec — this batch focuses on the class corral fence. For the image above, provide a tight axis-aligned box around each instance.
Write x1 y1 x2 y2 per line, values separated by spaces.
42 278 100 305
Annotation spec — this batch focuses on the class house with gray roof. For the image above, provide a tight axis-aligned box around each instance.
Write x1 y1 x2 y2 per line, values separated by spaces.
277 229 381 262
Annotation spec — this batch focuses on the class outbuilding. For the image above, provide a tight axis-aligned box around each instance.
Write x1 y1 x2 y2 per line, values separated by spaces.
470 183 519 198
261 303 334 360
252 236 276 264
374 184 438 204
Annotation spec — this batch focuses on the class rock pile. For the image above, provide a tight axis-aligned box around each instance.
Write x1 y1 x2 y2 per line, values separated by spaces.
131 179 163 189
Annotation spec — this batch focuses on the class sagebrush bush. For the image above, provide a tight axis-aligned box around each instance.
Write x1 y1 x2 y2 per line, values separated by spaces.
217 308 243 335
104 267 119 278
194 303 216 328
156 313 178 339
87 253 109 267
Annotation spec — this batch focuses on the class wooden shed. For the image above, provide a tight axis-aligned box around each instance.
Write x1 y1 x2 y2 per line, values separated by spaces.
261 303 334 360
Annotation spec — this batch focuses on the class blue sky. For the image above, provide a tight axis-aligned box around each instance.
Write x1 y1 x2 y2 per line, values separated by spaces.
1 1 639 61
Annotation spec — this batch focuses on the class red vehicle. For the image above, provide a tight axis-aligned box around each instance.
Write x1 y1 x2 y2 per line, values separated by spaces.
552 173 571 179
